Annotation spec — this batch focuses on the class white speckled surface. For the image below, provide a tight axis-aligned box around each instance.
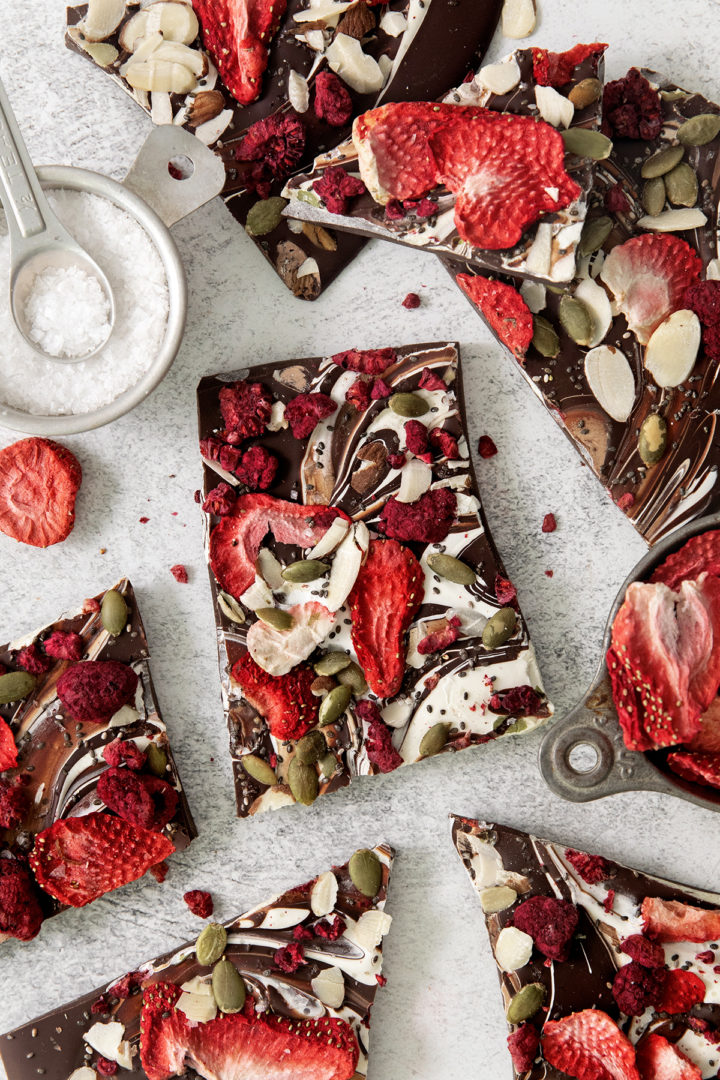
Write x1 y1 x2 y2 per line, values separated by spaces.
1 2 720 1076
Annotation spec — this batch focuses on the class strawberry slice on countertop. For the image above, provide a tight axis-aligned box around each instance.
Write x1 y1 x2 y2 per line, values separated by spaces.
193 0 287 106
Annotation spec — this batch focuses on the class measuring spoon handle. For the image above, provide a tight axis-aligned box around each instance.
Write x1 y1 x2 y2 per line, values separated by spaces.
0 75 52 242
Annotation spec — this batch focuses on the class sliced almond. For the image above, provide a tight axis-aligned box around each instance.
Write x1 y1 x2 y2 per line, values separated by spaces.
584 345 635 422
477 56 521 97
574 276 612 347
353 909 392 950
311 966 345 1008
150 39 208 77
535 85 574 129
176 990 218 1023
68 1070 97 1080
495 926 534 972
294 0 354 23
81 0 126 41
67 28 119 66
306 516 350 559
288 69 310 114
119 1 199 51
195 109 233 146
180 975 215 995
311 870 339 917
397 458 432 503
637 208 708 232
326 34 385 93
501 0 536 38
125 59 198 94
644 309 701 388
119 31 164 74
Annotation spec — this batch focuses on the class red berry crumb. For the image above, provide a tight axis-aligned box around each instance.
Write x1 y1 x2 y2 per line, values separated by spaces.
402 292 421 309
603 67 663 141
544 569 554 578
314 915 346 940
404 419 430 459
494 575 517 606
371 378 392 400
488 685 543 717
202 482 237 517
293 924 314 942
103 738 147 772
357 699 403 773
605 182 631 214
380 489 456 544
376 974 388 987
170 564 189 583
542 513 557 533
313 166 366 215
235 446 278 490
621 934 665 969
612 961 666 1016
428 428 460 460
477 435 497 458
513 895 579 961
313 71 352 127
96 1059 118 1076
43 630 84 661
183 890 213 919
284 393 337 439
387 452 406 469
603 889 615 914
564 849 613 885
139 516 149 524
0 777 28 829
91 995 111 1015
419 367 446 391
346 378 372 412
274 941 306 973
331 347 396 375
15 643 51 676
507 1024 540 1073
616 491 635 511
0 858 43 942
417 616 462 656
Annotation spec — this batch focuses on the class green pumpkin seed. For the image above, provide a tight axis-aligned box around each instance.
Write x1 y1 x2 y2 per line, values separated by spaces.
288 758 319 805
558 294 593 347
677 113 720 147
427 553 476 585
336 661 367 696
480 885 518 913
640 144 685 178
664 162 698 207
349 848 382 898
567 77 602 110
482 607 517 650
578 215 613 257
318 751 339 780
101 590 128 636
319 684 352 726
295 729 327 765
245 196 287 237
241 754 278 786
506 718 529 734
641 176 666 217
419 722 450 759
531 316 560 359
506 983 546 1024
196 922 227 967
561 128 613 160
146 743 168 778
281 559 329 583
212 959 246 1014
296 189 321 207
314 652 352 677
255 608 294 631
389 392 429 418
638 414 668 467
218 591 246 625
0 670 35 705
660 89 689 103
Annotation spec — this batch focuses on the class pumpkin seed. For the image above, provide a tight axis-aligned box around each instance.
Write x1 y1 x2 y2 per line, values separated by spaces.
101 590 128 636
568 77 602 110
427 553 476 585
349 848 382 897
638 414 668 466
241 754 278 786
558 294 593 346
288 758 319 805
196 922 227 967
664 162 698 207
531 315 560 358
640 144 684 178
146 743 168 777
506 983 546 1024
295 729 327 765
319 751 339 779
419 722 450 758
677 113 720 147
336 661 367 696
281 559 329 583
660 89 688 102
389 392 429 418
217 591 245 625
561 128 612 160
296 189 321 207
480 885 518 913
641 176 666 217
0 670 35 705
212 959 246 1014
318 684 352 726
314 652 352 677
506 718 529 734
482 608 517 650
255 608 294 631
578 215 613 257
245 196 287 237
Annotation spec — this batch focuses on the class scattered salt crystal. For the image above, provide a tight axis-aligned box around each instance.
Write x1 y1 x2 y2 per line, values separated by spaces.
25 264 111 359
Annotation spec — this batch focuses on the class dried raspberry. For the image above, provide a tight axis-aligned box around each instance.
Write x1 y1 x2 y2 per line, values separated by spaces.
109 971 144 999
103 739 147 772
346 378 372 412
415 199 437 219
314 915 346 940
385 199 405 220
402 292 421 309
139 516 150 524
477 435 497 458
418 368 446 391
15 643 51 676
235 446 279 490
428 428 460 460
604 890 615 914
532 42 607 87
274 941 306 973
417 615 462 656
603 67 663 140
201 438 243 475
380 488 456 543
564 849 613 885
685 281 720 327
43 630 84 661
387 452 406 469
494 575 517 606
507 1024 540 1073
376 973 387 987
91 995 111 1015
293 923 314 942
488 685 543 716
404 419 430 458
170 564 189 583
219 381 273 440
371 379 391 399
84 598 101 613
605 182 631 214
98 768 177 832
313 165 366 214
617 492 635 511
331 347 396 374
0 777 28 829
458 274 534 359
202 482 238 517
0 858 43 941
237 114 305 181
658 968 706 1013
96 1059 118 1076
513 895 579 961
313 71 352 127
542 513 557 533
184 890 213 918
365 716 403 773
57 661 139 724
612 961 666 1015
697 949 716 964
284 393 337 439
0 719 17 772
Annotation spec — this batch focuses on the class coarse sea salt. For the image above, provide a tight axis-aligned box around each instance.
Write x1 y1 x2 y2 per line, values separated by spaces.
0 189 169 415
25 263 112 359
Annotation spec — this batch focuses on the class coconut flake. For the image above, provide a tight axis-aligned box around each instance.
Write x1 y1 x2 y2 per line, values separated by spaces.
495 926 534 971
584 345 636 422
353 909 392 950
324 524 366 611
311 966 345 1008
195 109 233 146
83 1022 125 1063
520 280 546 314
397 459 432 503
288 69 310 113
177 990 218 1023
68 1070 97 1080
535 85 574 129
306 516 350 559
311 870 339 917
294 0 353 22
326 34 385 94
524 222 553 277
380 10 407 35
240 575 274 611
247 602 335 676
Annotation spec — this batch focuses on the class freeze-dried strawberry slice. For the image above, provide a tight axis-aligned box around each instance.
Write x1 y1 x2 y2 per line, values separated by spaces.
642 896 720 943
667 750 720 789
532 42 607 87
29 812 174 908
194 0 287 106
354 103 455 202
542 1009 640 1080
209 494 344 600
457 274 533 360
607 577 720 750
636 1034 702 1080
658 968 706 1014
599 235 702 346
231 653 319 740
651 531 720 591
684 698 720 752
0 437 82 548
0 717 18 771
348 539 423 698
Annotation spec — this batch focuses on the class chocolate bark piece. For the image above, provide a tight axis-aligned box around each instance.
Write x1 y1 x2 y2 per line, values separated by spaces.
451 815 720 1079
64 0 503 300
0 841 394 1079
197 343 553 818
449 71 720 546
283 45 607 284
0 579 196 942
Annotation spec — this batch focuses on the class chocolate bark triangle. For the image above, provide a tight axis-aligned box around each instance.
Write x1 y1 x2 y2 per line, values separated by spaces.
451 815 720 1080
448 69 720 545
0 841 395 1080
283 43 607 284
197 342 552 816
0 579 196 945
64 0 503 299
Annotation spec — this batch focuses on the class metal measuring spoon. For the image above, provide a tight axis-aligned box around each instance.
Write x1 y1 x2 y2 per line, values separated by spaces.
0 75 115 363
